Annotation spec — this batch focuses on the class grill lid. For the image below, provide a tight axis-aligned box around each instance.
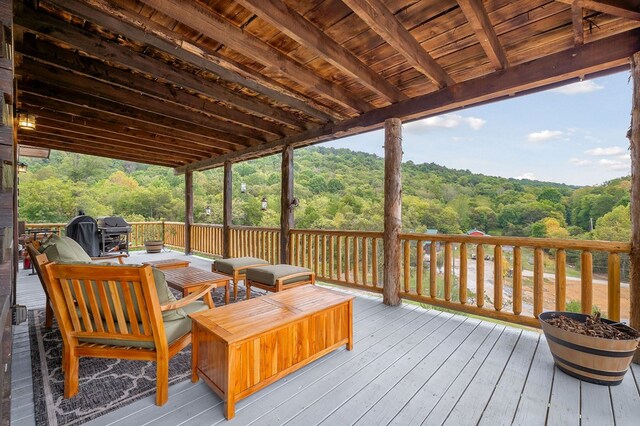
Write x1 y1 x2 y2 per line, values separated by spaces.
96 216 130 229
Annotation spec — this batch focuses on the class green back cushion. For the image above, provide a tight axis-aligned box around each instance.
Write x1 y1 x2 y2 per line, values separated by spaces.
40 235 92 263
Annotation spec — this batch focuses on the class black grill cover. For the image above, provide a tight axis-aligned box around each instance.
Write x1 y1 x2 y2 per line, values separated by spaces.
65 215 100 257
96 216 131 230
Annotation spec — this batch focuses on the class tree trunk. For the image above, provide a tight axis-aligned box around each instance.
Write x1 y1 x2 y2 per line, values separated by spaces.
280 146 294 264
223 161 232 258
383 118 402 306
629 52 640 363
184 170 193 255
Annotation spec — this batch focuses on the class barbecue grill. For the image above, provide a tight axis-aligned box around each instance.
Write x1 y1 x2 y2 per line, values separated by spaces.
66 215 100 257
96 216 131 256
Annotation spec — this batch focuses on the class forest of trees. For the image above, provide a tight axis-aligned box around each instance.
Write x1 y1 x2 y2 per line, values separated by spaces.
19 146 632 242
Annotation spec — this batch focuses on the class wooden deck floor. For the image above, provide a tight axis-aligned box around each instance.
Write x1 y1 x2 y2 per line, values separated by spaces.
10 251 640 425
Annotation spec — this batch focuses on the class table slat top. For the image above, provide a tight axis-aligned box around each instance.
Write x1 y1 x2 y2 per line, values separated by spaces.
163 266 231 287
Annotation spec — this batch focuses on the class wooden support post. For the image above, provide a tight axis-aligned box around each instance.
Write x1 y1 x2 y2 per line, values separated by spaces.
184 170 193 255
280 145 294 264
383 118 402 306
629 52 640 363
222 161 232 258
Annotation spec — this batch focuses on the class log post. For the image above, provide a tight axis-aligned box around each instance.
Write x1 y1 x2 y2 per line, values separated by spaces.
223 161 232 258
629 51 640 363
280 145 294 264
184 170 193 255
383 118 402 306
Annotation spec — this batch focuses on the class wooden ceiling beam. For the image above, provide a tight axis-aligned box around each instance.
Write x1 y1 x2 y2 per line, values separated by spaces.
176 27 639 173
18 106 224 157
557 0 640 21
19 81 256 151
18 58 279 141
15 3 312 130
572 5 585 45
342 0 455 88
54 0 338 123
457 0 509 69
140 0 373 114
234 0 407 104
17 40 298 136
20 136 182 167
19 93 233 154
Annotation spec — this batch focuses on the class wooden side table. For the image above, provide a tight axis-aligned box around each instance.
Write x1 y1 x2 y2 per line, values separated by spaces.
163 266 232 308
142 258 190 270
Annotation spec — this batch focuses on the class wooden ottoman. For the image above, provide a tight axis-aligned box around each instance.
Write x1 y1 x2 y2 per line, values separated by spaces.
245 264 315 299
189 285 354 419
212 257 269 300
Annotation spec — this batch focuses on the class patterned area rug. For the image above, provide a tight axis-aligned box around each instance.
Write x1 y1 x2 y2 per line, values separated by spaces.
30 286 261 426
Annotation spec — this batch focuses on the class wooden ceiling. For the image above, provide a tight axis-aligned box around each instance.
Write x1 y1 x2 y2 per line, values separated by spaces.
13 0 640 172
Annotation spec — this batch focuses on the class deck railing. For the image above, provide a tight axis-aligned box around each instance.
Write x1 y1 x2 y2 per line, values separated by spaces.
26 222 631 328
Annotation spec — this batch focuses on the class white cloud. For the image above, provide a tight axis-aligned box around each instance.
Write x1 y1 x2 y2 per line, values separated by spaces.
569 157 591 166
516 172 537 180
599 158 630 171
585 146 626 156
527 130 563 143
552 80 605 95
405 114 487 133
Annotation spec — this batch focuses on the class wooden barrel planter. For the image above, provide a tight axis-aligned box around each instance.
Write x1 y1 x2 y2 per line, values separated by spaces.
539 311 640 386
144 240 164 254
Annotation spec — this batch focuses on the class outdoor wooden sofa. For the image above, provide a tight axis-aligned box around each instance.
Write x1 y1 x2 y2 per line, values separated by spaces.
40 262 215 406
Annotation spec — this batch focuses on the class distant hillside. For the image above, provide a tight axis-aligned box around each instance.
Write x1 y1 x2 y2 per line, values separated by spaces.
19 146 630 239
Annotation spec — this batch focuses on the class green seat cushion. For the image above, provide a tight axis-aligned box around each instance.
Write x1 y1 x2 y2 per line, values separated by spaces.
40 235 92 263
213 257 269 275
79 300 209 349
246 264 313 286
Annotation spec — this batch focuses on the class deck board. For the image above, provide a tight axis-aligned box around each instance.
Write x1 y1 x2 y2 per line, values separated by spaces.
10 250 640 426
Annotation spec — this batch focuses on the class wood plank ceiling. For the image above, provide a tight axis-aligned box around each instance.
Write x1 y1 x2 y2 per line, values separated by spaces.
13 0 640 172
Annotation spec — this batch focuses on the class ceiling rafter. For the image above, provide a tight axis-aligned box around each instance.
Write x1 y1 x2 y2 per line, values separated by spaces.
341 0 455 88
572 4 585 45
234 0 408 104
557 0 640 21
457 0 509 69
140 0 373 114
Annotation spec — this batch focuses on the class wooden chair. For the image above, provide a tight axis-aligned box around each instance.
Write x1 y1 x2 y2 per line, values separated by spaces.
40 262 215 406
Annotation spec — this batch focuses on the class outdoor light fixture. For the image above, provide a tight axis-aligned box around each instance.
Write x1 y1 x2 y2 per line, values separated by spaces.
261 196 268 211
241 182 247 193
291 197 300 208
204 205 211 216
17 110 36 130
17 161 27 173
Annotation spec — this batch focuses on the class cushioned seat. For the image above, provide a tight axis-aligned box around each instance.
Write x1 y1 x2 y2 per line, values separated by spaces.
212 257 269 300
245 264 315 298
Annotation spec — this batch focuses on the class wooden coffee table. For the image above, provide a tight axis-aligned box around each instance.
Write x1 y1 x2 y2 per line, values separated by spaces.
163 266 232 306
142 258 190 270
189 285 354 420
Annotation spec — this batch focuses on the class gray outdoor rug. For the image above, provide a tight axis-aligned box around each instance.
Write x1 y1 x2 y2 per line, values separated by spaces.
29 286 262 425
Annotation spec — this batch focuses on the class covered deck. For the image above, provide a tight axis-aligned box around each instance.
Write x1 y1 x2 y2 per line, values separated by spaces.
11 251 640 425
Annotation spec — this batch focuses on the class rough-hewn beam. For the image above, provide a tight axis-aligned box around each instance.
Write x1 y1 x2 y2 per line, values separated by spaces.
342 0 454 88
176 27 639 173
235 0 407 104
57 0 338 123
141 0 372 113
223 162 232 259
383 118 402 306
629 51 640 363
457 0 509 69
20 82 254 150
19 59 279 141
572 5 585 46
280 146 294 264
15 3 311 129
557 0 640 21
185 171 193 255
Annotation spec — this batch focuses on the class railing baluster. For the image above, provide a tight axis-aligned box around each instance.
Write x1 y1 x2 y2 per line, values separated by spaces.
494 245 503 311
555 249 566 311
416 241 423 295
353 237 359 285
459 243 467 304
345 236 351 283
581 251 593 314
362 237 368 286
444 242 452 301
307 234 312 269
430 242 437 297
608 253 621 321
534 247 544 317
322 235 328 278
329 235 335 280
513 247 522 315
372 238 378 287
337 236 342 281
314 235 320 276
477 244 484 308
404 240 411 293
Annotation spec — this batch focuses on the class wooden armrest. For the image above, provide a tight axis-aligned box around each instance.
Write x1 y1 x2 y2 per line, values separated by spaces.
91 254 128 264
160 284 215 311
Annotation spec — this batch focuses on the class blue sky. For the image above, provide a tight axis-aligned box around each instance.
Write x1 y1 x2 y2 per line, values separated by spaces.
322 71 632 186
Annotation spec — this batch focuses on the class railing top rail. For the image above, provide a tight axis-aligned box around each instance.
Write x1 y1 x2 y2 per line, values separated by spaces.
291 228 384 238
191 223 223 228
400 232 631 253
26 222 66 227
230 225 280 232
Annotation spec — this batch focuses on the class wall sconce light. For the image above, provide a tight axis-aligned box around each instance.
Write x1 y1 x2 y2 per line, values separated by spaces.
17 161 27 173
204 205 211 216
240 182 247 193
261 196 268 211
17 110 36 130
291 197 300 208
